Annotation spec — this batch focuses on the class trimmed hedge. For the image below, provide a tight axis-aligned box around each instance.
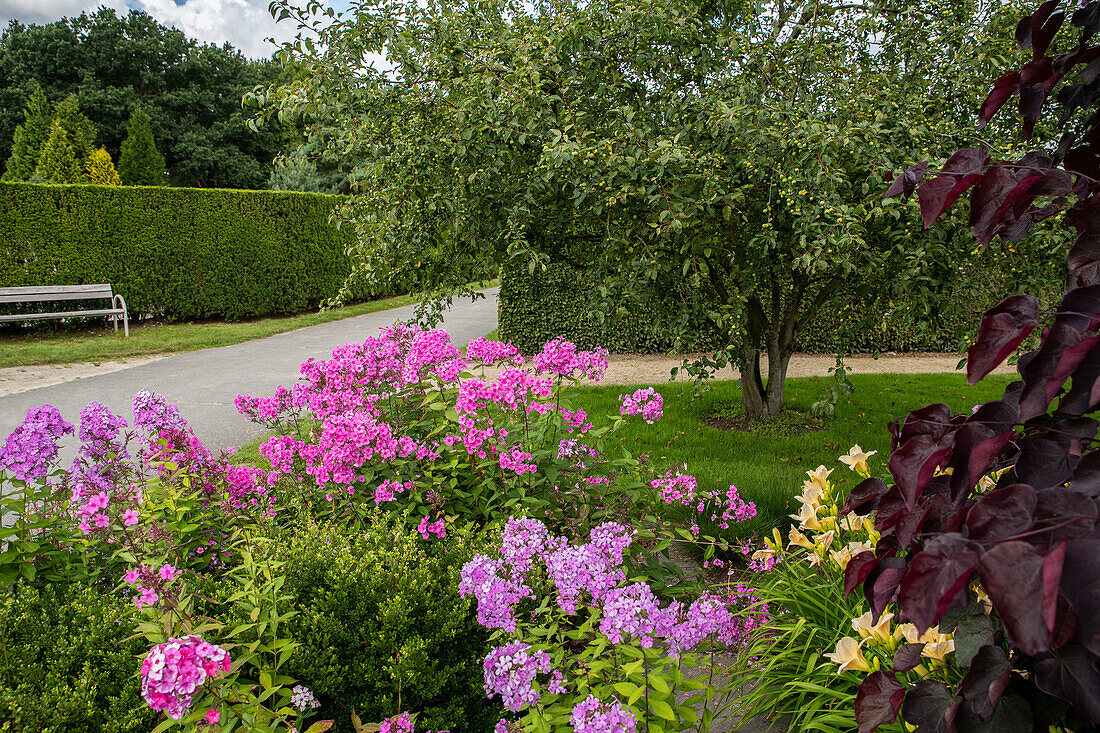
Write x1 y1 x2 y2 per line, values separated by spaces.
0 182 380 322
498 258 1026 355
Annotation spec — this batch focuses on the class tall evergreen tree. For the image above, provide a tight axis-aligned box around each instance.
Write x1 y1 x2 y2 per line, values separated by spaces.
117 107 167 186
34 119 81 183
50 94 96 167
2 83 51 181
84 147 120 185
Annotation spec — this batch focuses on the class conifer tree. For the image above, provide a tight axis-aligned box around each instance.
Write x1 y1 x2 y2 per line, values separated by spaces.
118 107 168 186
50 94 96 167
34 119 82 183
2 84 51 181
84 147 121 185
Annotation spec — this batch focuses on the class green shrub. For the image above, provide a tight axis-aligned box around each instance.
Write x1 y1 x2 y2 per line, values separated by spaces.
196 519 498 733
0 582 156 733
0 182 406 322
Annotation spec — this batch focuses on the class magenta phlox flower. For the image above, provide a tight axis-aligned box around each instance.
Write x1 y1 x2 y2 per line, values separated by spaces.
379 711 415 733
459 555 533 632
140 635 231 719
403 328 467 385
494 721 522 733
569 695 637 733
0 405 73 483
482 641 552 712
618 388 663 423
704 484 757 529
418 515 447 539
467 337 523 366
534 340 609 382
498 446 537 475
499 517 564 576
235 385 295 425
651 467 696 506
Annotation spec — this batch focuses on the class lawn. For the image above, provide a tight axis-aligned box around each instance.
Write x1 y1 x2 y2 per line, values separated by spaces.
561 371 1015 538
0 282 497 369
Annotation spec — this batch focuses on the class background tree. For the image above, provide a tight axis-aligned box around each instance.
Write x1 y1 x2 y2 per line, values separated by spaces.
84 146 120 185
50 94 96 168
0 8 283 188
118 107 167 186
2 82 50 181
34 119 81 183
265 0 1049 419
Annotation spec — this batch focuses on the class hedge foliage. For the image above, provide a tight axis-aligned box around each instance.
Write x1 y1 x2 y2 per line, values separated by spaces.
0 582 157 733
498 258 1057 355
0 182 387 322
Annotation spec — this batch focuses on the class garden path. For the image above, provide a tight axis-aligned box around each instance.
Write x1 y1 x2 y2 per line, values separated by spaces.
0 288 499 453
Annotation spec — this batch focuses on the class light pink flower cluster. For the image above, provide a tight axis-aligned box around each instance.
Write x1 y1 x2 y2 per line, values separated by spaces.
124 562 182 610
618 388 663 424
140 635 231 719
534 340 609 382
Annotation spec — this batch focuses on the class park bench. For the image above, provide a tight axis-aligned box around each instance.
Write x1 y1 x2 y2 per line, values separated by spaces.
0 284 130 336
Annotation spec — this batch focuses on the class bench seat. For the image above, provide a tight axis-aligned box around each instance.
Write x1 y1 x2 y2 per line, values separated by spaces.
0 284 129 336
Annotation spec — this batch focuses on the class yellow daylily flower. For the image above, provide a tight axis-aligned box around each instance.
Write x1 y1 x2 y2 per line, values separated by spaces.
831 540 873 571
806 465 833 490
789 502 824 531
922 638 956 662
839 445 877 475
788 527 815 550
796 483 823 510
815 529 837 552
852 610 894 644
824 636 873 673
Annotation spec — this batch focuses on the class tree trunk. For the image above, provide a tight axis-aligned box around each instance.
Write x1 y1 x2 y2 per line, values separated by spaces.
739 345 795 420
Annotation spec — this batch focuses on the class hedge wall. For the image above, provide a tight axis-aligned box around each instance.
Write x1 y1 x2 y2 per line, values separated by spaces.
0 182 374 322
498 259 1025 355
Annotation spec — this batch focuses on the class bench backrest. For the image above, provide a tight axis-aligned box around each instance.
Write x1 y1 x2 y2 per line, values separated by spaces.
0 284 115 303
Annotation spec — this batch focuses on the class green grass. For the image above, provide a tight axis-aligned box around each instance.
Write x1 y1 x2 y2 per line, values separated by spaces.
563 372 1014 537
0 281 498 369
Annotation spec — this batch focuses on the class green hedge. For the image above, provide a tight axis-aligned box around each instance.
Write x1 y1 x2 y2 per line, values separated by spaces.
0 182 383 322
498 259 1012 355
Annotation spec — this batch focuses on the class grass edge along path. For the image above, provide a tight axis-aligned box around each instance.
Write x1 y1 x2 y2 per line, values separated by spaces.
0 282 498 369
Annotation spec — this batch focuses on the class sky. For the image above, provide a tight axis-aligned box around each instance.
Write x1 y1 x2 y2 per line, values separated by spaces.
0 0 349 58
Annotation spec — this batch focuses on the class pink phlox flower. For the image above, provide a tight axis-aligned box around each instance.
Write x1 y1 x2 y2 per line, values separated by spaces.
379 711 414 733
569 695 637 733
459 555 533 632
482 641 552 712
140 635 231 719
0 405 73 483
618 388 663 423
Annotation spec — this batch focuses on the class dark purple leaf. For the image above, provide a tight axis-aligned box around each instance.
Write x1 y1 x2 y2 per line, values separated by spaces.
970 166 1023 245
965 484 1037 544
845 551 879 596
1018 324 1100 422
894 643 926 672
961 645 1012 720
1068 450 1100 498
890 434 954 509
966 295 1040 385
866 556 907 621
1013 437 1075 490
875 486 909 534
1057 284 1100 333
948 401 1017 498
1033 488 1096 542
897 403 955 445
916 148 989 228
1062 530 1100 655
1020 85 1046 139
899 534 980 632
1034 11 1066 57
843 477 888 516
902 680 961 733
1035 643 1100 723
885 162 928 199
978 541 1061 655
856 671 906 733
1065 144 1100 179
952 614 996 667
1072 1 1100 36
979 71 1021 127
954 695 1034 733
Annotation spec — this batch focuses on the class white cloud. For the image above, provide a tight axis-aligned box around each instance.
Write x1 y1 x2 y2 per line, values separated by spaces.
0 0 309 58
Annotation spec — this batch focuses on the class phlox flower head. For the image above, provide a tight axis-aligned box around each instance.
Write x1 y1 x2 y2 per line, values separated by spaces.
466 337 522 366
0 405 73 483
651 467 696 506
417 515 447 539
132 390 187 436
291 684 320 712
459 555 533 632
618 388 663 423
534 340 609 382
482 641 552 712
569 695 637 733
499 517 564 576
379 712 415 733
140 635 231 720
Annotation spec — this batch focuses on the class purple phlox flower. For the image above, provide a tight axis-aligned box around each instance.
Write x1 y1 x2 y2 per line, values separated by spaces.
482 641 552 712
569 695 637 733
0 405 73 483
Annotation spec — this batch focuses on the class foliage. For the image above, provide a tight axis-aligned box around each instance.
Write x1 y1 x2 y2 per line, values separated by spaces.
263 518 494 732
0 583 158 732
0 182 387 322
847 2 1100 729
118 108 167 186
267 140 353 195
1 82 50 182
0 8 282 188
34 119 82 184
264 0 1039 419
85 147 121 186
49 94 96 167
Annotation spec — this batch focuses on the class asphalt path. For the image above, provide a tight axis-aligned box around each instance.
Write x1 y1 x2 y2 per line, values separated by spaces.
0 288 498 454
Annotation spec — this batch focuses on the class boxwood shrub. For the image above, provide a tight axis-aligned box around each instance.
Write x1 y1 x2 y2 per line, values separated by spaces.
0 582 157 733
0 182 401 322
